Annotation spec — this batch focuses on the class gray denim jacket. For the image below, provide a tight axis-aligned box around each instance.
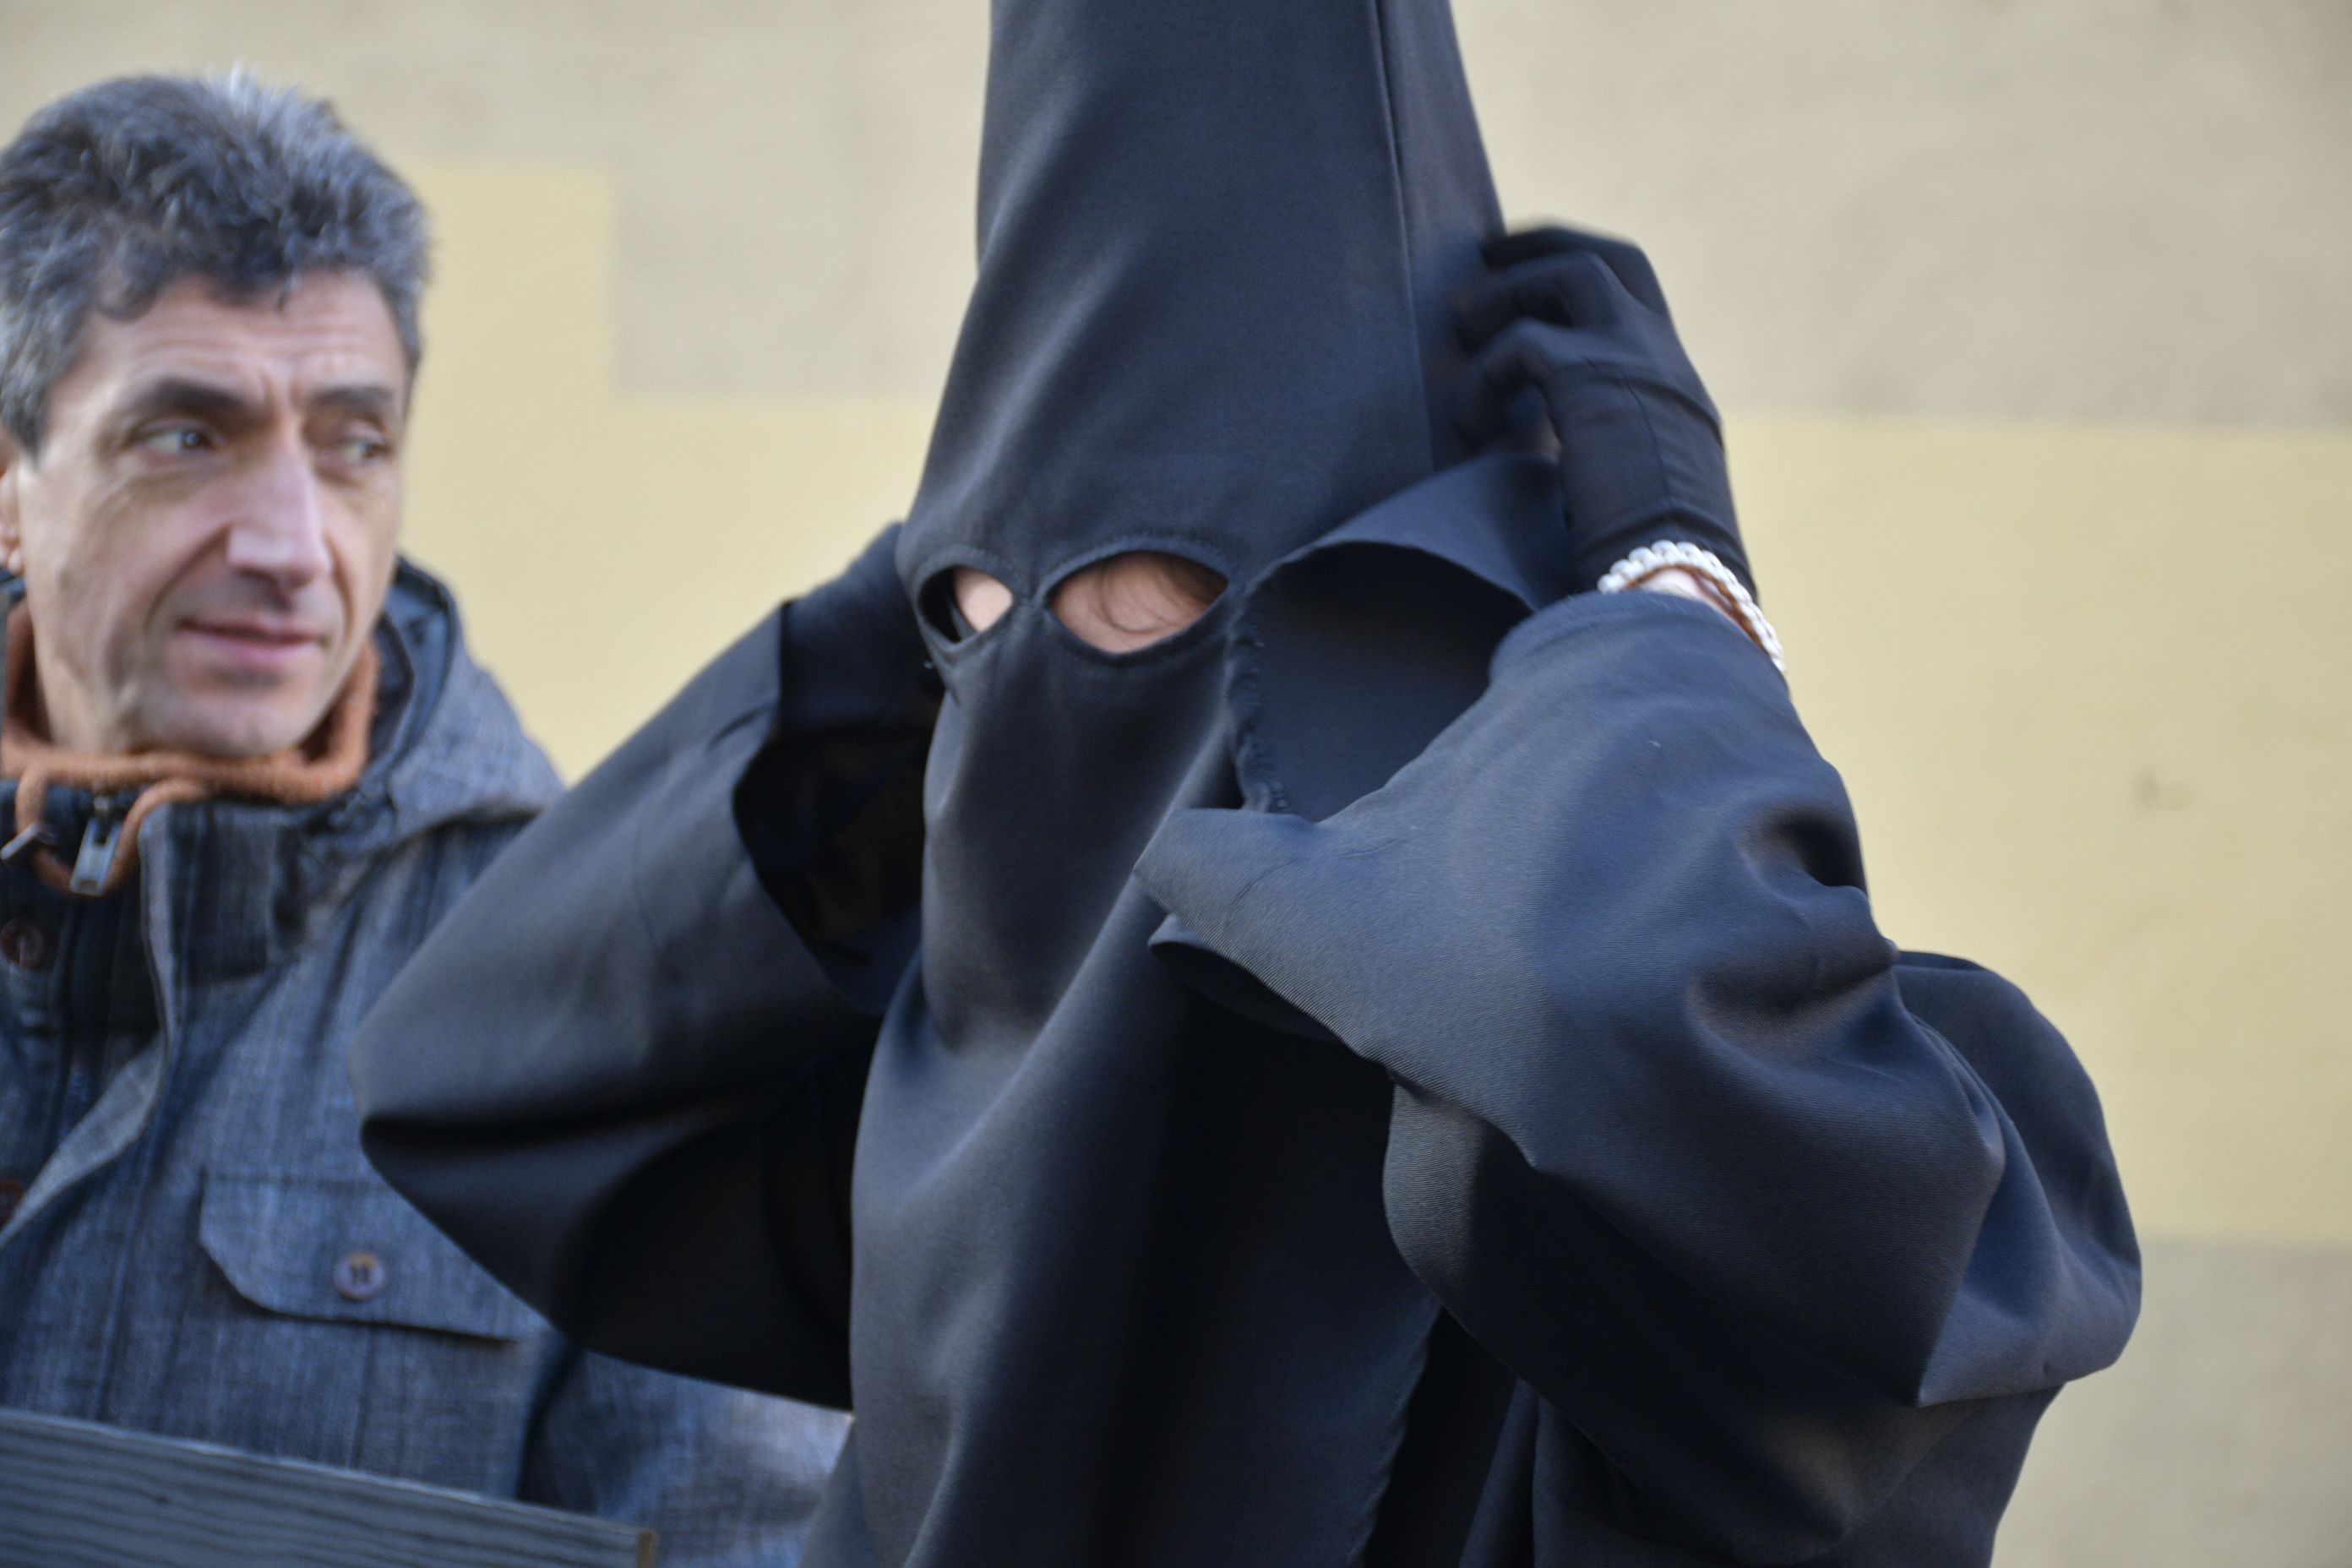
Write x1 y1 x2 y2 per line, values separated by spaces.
0 564 846 1565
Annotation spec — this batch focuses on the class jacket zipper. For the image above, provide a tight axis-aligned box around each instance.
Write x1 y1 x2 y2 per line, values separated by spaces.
68 794 130 898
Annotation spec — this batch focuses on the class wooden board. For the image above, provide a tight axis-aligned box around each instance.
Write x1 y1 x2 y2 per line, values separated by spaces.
0 1407 655 1567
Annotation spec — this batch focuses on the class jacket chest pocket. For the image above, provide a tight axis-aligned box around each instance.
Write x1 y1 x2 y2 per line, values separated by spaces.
193 1171 548 1487
200 1171 543 1339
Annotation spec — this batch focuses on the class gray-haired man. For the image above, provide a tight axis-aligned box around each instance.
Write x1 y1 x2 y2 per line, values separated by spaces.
0 74 844 1562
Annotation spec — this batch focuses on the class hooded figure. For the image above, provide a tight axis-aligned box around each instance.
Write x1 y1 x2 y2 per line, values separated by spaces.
351 1 2140 1563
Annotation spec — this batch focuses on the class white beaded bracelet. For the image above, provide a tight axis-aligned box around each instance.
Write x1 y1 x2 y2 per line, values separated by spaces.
1597 540 1786 673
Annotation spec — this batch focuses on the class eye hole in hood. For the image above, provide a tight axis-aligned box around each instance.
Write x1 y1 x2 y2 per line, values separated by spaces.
1050 552 1227 654
920 567 1015 644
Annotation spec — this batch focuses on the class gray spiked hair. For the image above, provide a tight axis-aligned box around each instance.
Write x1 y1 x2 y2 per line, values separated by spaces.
0 68 428 453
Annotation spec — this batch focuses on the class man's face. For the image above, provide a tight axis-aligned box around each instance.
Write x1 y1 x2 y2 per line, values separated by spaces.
0 270 407 758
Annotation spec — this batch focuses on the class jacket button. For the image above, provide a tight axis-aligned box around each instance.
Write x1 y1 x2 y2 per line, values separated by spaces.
332 1250 388 1302
0 918 51 970
0 1176 24 1227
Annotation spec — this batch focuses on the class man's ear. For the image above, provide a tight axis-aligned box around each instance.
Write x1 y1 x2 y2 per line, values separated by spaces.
0 428 24 578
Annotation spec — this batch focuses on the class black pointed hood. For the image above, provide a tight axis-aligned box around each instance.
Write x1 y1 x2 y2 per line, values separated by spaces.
845 7 1529 1560
899 0 1503 595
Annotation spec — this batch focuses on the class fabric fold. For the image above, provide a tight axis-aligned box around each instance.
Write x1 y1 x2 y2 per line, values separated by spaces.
356 526 933 1408
1137 589 2139 1559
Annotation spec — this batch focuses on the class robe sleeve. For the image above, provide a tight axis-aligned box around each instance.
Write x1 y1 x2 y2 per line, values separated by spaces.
1135 588 2139 1561
352 525 935 1408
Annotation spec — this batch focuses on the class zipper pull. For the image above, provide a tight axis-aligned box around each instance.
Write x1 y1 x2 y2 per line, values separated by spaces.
0 820 55 865
69 800 128 897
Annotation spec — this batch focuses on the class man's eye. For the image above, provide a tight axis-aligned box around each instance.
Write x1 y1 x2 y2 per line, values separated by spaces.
137 426 211 455
329 435 392 465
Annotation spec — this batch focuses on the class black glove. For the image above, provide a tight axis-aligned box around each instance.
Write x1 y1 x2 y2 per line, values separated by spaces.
737 525 940 1007
1456 226 1753 596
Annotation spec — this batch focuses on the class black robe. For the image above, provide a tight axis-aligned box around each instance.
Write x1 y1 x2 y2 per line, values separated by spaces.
351 0 2138 1561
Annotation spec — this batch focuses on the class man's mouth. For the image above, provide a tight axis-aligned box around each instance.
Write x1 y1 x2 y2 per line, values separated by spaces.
180 619 330 672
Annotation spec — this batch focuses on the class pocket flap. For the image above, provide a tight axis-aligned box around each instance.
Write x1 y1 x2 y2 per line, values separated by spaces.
200 1171 543 1341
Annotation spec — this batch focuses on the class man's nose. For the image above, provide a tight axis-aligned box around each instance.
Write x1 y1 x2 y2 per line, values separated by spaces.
222 438 333 588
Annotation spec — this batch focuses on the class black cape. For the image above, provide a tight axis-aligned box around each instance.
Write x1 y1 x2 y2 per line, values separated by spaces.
351 1 2140 1562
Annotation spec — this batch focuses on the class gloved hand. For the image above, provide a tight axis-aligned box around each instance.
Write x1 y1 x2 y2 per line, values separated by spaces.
1456 226 1754 596
738 525 940 1004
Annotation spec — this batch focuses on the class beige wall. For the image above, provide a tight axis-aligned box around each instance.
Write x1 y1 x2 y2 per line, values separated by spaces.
6 3 2347 1560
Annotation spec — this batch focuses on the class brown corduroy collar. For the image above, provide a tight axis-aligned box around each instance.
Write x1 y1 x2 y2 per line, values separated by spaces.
0 607 377 898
